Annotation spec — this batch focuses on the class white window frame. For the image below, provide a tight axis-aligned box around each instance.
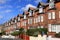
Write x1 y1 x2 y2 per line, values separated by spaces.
41 26 44 28
52 12 55 19
48 12 51 19
48 24 52 32
15 20 17 23
28 18 32 24
34 18 36 23
18 17 20 21
39 6 43 13
59 11 60 18
41 15 43 22
24 14 26 19
38 16 41 22
17 22 20 26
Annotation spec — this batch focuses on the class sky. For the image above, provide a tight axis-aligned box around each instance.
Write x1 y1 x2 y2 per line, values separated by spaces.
0 0 47 24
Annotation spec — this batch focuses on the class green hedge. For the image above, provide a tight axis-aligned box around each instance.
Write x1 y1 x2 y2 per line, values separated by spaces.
26 28 48 37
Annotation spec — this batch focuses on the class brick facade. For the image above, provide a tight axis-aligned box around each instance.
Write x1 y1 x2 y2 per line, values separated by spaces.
4 0 60 37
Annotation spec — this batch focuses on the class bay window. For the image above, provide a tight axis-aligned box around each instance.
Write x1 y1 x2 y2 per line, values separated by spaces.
51 25 56 32
48 24 60 33
48 24 51 32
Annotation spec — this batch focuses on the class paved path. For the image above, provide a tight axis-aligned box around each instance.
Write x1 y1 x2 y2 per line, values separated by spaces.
0 38 22 40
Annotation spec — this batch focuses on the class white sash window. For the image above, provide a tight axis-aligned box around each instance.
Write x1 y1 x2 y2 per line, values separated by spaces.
17 22 20 26
38 16 41 22
18 17 20 21
34 18 36 23
48 12 51 19
9 23 10 25
15 20 17 23
39 8 43 13
48 24 51 32
59 11 60 18
24 14 26 19
28 18 32 24
52 12 55 19
51 25 56 32
41 26 43 28
39 6 43 13
41 16 43 22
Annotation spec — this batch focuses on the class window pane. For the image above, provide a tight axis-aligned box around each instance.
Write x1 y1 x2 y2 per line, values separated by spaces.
18 17 20 21
52 12 55 19
38 16 40 22
28 19 32 24
24 15 26 19
48 24 51 32
29 10 32 16
48 13 51 19
39 8 43 13
49 2 54 9
36 18 38 23
41 26 43 28
34 18 36 23
59 11 60 18
41 16 43 22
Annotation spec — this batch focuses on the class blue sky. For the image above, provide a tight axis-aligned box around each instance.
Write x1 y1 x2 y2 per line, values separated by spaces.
0 0 47 24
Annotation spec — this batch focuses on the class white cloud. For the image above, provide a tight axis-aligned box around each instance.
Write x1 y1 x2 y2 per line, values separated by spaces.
0 15 3 19
0 5 13 9
21 4 36 11
0 10 12 13
25 0 32 2
16 6 21 8
34 0 42 3
0 0 11 4
5 10 12 13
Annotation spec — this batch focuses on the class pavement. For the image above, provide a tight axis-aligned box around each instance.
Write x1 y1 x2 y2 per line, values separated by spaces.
0 38 22 40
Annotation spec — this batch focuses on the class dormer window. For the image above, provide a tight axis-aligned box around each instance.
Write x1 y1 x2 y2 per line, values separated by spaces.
18 17 20 21
49 0 55 9
11 21 13 24
24 14 26 19
29 10 33 16
9 23 10 25
15 19 17 23
39 6 43 13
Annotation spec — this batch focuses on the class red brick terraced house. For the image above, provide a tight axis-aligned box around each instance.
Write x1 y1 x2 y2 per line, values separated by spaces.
4 0 60 39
